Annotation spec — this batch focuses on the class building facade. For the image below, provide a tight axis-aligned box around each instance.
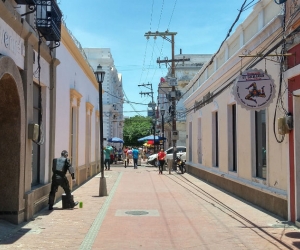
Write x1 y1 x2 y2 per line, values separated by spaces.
284 0 300 224
183 0 291 220
84 48 124 148
0 0 56 224
0 0 102 224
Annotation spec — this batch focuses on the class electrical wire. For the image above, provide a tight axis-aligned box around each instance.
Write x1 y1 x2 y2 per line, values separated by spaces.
33 32 45 145
180 0 250 100
182 5 292 116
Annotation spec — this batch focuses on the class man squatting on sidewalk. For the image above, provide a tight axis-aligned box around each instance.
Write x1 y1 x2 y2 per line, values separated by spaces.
48 150 79 210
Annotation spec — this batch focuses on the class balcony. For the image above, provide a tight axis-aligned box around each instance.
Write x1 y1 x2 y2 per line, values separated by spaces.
35 0 62 42
15 0 36 4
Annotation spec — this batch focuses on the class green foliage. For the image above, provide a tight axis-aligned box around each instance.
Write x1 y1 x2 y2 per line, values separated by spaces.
123 116 152 146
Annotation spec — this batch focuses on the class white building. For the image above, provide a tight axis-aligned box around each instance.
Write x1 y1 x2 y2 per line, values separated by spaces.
84 48 124 148
183 0 288 219
158 53 212 147
56 24 102 186
0 0 103 224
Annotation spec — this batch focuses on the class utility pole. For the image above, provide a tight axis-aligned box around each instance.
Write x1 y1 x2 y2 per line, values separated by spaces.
138 83 156 153
145 30 189 174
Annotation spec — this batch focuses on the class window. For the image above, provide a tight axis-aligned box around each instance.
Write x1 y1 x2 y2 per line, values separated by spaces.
177 147 186 152
198 118 202 164
70 89 82 171
95 111 100 165
70 107 75 165
189 122 192 161
167 148 173 154
85 102 94 167
255 110 266 179
213 112 219 167
228 104 237 171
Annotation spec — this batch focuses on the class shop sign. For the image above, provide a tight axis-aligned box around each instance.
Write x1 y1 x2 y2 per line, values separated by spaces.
0 17 25 68
232 68 276 111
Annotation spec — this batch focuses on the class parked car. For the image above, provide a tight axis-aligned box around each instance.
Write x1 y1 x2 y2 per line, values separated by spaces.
147 146 186 166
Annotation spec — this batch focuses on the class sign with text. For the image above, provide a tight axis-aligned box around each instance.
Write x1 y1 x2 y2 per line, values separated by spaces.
0 17 25 69
168 77 178 86
232 68 276 111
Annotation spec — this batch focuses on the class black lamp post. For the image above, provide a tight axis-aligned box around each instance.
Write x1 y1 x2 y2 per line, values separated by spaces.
161 108 165 151
152 118 156 153
94 64 107 197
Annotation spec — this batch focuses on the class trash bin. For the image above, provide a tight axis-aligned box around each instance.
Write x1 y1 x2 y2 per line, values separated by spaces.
62 193 74 209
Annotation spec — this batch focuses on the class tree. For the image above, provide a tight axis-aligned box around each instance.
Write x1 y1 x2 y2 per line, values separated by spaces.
123 116 152 146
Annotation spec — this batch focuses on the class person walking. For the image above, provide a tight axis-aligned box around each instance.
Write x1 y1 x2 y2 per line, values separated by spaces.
48 150 78 210
127 147 133 166
104 147 111 170
124 146 129 168
157 148 166 174
132 147 139 169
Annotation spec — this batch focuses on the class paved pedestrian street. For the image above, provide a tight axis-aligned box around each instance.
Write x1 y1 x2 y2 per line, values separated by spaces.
0 162 300 249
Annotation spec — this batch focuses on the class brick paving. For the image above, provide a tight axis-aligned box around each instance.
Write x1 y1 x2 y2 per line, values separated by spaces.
0 160 299 250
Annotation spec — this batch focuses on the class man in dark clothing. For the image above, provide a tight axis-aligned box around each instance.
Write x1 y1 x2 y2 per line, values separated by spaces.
48 150 79 210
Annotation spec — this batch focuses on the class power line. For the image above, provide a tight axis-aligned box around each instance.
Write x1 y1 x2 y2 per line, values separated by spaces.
180 0 250 100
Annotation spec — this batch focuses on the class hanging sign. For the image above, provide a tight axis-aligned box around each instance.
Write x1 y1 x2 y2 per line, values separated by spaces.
232 68 276 111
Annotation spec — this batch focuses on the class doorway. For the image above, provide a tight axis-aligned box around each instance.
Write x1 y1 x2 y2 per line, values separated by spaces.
0 73 22 222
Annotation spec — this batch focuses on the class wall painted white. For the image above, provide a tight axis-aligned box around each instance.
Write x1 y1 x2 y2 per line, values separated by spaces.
56 42 99 167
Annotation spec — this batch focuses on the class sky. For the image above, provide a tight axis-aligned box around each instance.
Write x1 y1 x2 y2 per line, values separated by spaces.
58 0 255 117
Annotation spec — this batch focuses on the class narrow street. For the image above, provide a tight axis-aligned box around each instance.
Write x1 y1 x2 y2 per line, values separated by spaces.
0 161 299 250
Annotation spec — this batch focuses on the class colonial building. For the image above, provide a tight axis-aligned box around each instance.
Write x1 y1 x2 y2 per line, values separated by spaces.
0 0 102 224
183 0 293 220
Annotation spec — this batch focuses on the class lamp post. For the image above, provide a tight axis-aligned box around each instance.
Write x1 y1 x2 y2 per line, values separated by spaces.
160 108 165 151
152 118 156 153
94 64 107 197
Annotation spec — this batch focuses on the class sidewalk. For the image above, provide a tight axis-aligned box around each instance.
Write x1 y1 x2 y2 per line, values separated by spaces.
0 161 300 249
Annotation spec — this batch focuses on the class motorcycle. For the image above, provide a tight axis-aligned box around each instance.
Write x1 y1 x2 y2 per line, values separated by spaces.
175 155 186 174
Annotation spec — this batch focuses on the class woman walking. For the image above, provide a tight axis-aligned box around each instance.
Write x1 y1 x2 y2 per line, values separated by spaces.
157 148 166 174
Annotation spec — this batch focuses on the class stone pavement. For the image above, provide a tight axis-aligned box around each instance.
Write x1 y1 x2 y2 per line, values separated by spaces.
0 160 300 249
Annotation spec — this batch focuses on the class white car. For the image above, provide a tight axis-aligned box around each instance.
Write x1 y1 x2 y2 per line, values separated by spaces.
147 146 186 166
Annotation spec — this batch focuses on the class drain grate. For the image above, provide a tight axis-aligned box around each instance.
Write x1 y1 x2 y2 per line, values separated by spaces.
125 211 149 216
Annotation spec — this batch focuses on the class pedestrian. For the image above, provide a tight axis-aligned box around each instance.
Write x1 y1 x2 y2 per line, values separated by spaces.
104 147 111 170
118 148 122 162
48 150 78 210
132 147 139 169
127 147 133 166
109 146 115 164
114 150 118 164
157 148 166 174
124 146 129 168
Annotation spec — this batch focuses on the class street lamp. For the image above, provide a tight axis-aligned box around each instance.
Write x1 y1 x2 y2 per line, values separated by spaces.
152 118 156 153
160 108 165 151
94 64 107 197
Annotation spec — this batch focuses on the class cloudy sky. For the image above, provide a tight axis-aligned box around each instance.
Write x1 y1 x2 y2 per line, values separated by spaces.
58 0 256 116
